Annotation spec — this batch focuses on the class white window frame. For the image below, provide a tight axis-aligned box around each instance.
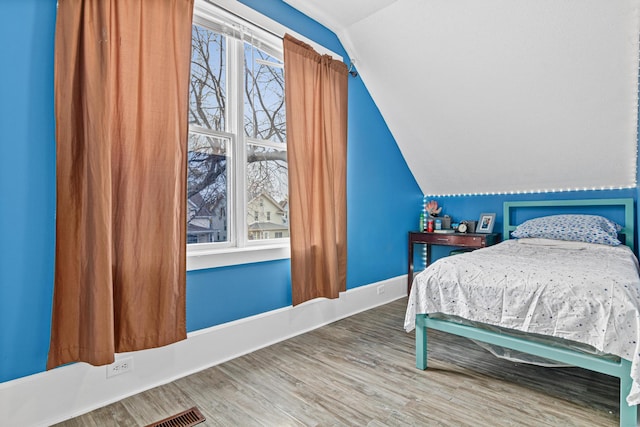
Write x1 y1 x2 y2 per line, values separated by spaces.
187 0 292 271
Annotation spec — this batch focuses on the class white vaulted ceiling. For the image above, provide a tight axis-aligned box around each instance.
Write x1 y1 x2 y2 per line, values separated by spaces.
284 0 640 196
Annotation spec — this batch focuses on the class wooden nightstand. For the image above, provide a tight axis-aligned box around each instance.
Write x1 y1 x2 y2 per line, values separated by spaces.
407 231 501 294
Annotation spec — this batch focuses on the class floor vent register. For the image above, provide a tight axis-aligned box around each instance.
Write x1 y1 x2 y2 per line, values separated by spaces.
146 406 206 427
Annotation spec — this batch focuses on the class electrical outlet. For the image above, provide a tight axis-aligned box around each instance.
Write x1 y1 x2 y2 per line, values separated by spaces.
107 357 133 378
377 285 385 295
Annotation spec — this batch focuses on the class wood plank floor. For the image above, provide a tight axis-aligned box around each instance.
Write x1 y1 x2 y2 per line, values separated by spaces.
53 298 622 426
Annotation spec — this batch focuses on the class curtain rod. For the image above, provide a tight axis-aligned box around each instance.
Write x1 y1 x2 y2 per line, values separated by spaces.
199 0 345 62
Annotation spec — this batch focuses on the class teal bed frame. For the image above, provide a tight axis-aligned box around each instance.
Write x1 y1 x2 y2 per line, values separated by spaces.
415 198 637 426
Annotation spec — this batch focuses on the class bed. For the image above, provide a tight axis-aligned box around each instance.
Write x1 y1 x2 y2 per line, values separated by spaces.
404 198 639 426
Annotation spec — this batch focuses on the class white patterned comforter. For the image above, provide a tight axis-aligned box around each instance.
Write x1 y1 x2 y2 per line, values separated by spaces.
404 238 640 405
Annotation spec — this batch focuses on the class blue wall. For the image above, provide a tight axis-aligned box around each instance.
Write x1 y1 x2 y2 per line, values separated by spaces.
0 0 57 384
0 0 421 384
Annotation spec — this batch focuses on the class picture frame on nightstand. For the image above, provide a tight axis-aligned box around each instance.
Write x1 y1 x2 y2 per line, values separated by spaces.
476 213 496 233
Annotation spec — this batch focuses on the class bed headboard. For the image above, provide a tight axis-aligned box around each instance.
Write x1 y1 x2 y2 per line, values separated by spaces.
503 198 635 252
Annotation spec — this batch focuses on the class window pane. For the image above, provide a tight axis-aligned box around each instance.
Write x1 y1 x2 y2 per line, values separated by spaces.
246 144 288 240
190 25 226 132
188 133 229 244
244 43 286 143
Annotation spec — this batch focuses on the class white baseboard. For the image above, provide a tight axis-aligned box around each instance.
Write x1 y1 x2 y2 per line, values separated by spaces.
0 276 407 427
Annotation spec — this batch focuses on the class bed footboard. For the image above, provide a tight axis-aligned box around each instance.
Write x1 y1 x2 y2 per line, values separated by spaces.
415 314 637 427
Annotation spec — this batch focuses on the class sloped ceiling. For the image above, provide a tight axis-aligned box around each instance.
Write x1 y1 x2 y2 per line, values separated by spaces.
284 0 640 196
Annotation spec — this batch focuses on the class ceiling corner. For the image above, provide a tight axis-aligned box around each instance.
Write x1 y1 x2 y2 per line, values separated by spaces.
282 0 346 34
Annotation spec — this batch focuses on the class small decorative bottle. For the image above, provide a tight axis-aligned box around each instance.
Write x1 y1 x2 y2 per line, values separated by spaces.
419 212 425 231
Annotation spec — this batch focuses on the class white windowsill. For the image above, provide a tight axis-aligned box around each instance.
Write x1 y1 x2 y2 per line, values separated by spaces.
187 243 291 271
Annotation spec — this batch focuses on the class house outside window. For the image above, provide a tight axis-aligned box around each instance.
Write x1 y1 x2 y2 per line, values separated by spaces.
247 193 290 240
187 2 288 251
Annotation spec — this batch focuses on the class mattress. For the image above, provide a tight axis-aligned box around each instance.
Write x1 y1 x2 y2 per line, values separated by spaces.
404 238 640 404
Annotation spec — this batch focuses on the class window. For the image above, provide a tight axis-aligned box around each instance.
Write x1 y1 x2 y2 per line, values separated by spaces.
187 3 288 256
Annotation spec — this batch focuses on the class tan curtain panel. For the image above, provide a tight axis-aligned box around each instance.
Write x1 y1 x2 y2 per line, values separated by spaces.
283 35 348 306
48 0 193 369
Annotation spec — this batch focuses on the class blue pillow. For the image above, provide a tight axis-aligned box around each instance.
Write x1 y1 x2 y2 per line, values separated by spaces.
511 214 622 246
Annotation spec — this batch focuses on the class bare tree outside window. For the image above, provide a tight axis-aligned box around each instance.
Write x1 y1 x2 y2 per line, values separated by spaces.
188 25 229 244
245 43 288 241
190 26 226 132
188 23 288 245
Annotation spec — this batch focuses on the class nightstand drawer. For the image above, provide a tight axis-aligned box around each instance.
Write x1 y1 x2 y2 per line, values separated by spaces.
435 234 487 247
